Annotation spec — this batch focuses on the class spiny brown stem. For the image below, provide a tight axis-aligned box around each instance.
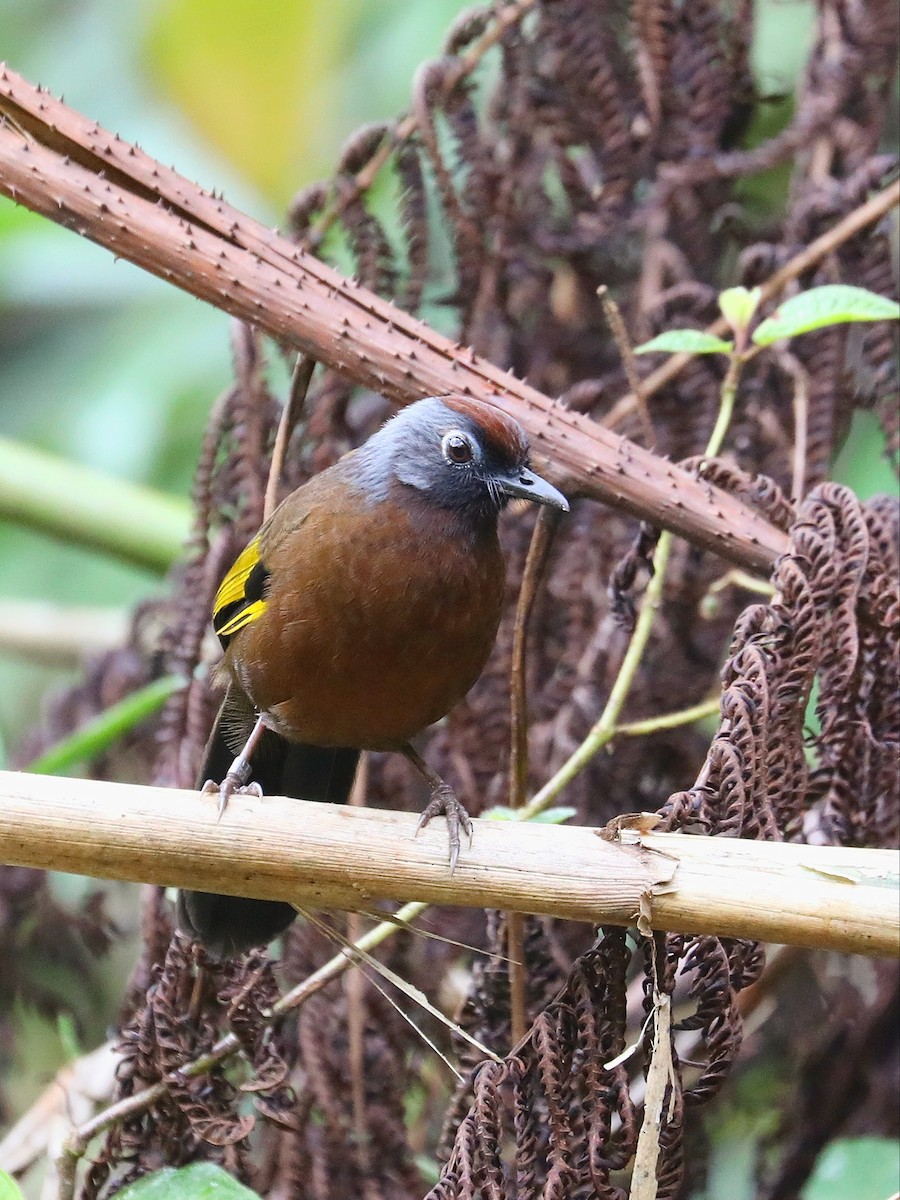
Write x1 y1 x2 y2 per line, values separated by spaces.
0 64 787 571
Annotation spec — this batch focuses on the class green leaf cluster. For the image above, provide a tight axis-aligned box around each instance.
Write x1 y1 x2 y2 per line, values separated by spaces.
635 284 899 357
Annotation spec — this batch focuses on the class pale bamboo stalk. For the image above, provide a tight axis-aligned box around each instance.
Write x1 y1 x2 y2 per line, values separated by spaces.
0 601 128 665
0 770 896 957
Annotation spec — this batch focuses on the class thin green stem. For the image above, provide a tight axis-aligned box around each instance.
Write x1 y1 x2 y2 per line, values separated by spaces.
705 353 743 460
614 697 720 738
518 531 674 821
706 568 776 599
519 346 745 823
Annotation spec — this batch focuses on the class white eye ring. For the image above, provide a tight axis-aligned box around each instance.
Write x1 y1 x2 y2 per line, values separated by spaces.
441 430 475 465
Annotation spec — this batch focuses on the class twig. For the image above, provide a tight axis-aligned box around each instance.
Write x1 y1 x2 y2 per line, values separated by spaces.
614 698 720 738
508 508 561 808
775 348 812 505
598 285 655 449
704 568 776 603
264 353 315 519
345 756 371 1177
629 987 676 1200
602 178 900 430
507 507 560 1046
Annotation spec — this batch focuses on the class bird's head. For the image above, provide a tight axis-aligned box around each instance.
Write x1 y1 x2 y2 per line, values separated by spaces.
357 395 569 525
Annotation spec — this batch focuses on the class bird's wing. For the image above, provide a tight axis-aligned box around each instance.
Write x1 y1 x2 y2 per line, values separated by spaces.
212 484 333 647
212 536 271 646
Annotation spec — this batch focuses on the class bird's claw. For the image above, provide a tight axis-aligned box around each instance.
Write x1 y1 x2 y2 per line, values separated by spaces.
201 773 263 819
416 783 473 872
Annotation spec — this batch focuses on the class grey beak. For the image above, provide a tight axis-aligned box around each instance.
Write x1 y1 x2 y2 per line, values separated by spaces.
498 467 570 511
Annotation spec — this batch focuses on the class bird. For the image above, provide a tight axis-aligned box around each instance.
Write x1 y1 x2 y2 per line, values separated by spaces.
177 394 568 957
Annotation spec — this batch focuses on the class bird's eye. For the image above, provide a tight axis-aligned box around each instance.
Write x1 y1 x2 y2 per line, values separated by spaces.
441 431 474 465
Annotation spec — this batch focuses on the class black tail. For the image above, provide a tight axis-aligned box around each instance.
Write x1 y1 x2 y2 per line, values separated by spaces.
177 696 359 958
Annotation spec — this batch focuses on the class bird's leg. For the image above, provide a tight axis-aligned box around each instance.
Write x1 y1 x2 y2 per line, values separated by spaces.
402 743 473 871
202 713 267 818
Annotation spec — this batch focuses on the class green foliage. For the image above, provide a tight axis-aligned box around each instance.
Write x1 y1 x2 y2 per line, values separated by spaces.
486 805 577 824
26 674 184 775
0 1170 25 1200
635 284 899 369
752 284 900 346
634 330 734 356
802 1137 900 1200
0 438 191 574
719 286 762 336
115 1163 263 1199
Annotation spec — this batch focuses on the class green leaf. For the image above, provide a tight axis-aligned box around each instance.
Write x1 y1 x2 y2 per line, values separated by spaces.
484 805 577 824
719 286 761 334
634 330 734 356
529 806 578 825
483 805 522 821
753 285 900 346
115 1162 263 1199
802 1136 900 1200
26 675 185 775
0 1170 25 1200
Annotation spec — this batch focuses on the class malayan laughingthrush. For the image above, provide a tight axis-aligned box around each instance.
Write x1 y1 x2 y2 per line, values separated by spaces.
177 394 568 957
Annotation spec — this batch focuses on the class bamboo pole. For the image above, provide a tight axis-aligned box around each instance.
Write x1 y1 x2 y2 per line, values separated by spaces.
0 770 896 957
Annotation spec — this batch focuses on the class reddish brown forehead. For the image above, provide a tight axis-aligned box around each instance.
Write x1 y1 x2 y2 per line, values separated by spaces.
440 395 529 461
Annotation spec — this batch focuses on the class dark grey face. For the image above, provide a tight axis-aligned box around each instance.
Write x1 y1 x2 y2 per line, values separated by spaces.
354 397 569 526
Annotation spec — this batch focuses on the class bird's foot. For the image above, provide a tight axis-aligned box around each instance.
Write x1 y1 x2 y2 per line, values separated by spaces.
416 783 473 872
201 768 263 819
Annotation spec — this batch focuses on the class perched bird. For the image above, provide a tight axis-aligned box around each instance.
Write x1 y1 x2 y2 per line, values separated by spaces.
177 394 568 957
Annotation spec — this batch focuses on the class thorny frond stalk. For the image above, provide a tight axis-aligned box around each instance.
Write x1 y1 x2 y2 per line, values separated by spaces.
519 347 746 822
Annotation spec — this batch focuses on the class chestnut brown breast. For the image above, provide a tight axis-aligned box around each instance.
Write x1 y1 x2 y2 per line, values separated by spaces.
220 468 506 751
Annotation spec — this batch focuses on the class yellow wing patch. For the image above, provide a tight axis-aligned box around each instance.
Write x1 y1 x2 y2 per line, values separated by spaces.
214 539 262 618
216 599 268 639
213 537 270 645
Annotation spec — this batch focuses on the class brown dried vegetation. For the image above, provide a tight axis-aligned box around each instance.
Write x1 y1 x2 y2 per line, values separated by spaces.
4 1 898 1197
